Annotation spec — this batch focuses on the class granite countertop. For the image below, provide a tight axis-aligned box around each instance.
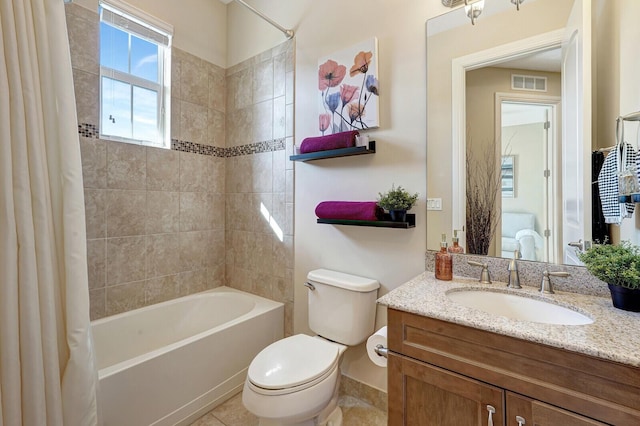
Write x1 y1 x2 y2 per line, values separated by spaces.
378 272 640 367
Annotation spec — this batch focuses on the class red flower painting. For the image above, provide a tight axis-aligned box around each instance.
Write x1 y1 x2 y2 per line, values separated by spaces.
317 38 379 135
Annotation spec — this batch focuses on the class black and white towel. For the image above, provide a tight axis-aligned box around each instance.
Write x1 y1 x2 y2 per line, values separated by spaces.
598 142 637 224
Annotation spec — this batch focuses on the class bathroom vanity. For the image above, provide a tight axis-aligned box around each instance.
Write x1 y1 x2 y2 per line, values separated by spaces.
379 274 640 425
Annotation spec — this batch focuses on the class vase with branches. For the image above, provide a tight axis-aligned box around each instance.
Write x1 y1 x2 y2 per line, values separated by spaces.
465 143 502 255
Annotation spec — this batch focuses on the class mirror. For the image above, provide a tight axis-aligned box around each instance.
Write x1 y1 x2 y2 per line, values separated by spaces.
426 0 639 265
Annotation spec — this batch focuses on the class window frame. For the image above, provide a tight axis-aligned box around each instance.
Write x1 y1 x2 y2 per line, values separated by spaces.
98 0 173 148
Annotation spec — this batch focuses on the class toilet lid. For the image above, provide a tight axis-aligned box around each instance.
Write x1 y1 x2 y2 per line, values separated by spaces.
248 335 340 390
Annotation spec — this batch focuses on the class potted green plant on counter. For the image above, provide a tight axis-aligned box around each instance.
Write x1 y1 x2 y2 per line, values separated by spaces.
577 241 640 312
377 184 419 222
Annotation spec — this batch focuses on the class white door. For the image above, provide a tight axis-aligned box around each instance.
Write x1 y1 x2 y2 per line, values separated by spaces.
562 0 592 265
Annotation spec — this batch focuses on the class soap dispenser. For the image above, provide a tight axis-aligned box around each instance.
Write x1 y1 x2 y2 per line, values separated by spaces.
435 233 453 281
448 229 465 254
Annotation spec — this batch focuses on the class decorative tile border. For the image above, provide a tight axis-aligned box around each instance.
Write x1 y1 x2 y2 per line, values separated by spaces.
78 122 285 158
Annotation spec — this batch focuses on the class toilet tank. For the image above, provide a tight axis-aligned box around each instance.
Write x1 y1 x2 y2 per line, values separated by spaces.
307 269 380 346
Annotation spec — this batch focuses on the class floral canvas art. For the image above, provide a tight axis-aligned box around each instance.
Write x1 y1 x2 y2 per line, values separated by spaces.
317 38 379 135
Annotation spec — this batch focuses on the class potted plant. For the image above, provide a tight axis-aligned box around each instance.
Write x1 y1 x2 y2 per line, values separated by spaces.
377 185 419 222
577 241 640 312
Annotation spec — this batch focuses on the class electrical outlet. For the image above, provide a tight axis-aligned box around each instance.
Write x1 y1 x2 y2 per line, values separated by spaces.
427 198 442 211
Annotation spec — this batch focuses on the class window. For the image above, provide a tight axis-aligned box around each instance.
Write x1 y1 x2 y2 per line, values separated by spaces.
99 0 172 147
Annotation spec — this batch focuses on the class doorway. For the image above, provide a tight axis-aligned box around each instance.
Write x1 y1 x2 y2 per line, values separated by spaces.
497 98 560 263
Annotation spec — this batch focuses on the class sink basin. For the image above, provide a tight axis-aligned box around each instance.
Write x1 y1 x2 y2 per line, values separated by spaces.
446 290 593 325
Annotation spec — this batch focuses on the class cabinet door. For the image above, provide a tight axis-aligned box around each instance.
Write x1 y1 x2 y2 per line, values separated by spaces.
389 352 505 426
506 392 607 426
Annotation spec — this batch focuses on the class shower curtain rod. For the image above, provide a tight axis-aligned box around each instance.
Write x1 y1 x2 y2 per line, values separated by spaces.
233 0 294 39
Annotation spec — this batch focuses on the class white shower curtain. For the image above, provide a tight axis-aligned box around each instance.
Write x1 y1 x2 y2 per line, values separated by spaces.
0 0 99 425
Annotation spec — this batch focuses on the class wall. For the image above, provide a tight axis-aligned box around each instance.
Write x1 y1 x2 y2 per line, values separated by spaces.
224 40 296 336
66 3 227 319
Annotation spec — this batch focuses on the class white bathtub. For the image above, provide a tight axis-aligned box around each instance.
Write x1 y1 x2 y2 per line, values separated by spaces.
92 287 284 426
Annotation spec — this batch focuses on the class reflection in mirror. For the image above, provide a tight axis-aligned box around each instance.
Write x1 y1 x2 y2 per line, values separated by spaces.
427 0 640 265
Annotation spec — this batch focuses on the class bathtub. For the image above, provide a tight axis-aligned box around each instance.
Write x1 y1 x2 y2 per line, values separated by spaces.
92 287 284 426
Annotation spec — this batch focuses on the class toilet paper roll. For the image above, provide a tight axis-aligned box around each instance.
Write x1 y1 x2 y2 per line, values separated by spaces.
366 326 388 368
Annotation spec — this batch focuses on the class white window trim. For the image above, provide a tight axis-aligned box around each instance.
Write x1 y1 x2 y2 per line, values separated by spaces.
99 0 173 148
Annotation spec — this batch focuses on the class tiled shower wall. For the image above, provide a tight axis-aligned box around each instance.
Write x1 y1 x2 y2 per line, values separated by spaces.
66 4 293 326
224 42 295 336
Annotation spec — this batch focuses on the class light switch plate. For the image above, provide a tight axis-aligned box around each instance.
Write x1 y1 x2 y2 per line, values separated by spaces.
427 198 442 211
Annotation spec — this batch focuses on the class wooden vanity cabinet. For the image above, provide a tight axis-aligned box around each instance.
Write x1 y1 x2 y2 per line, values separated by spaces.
387 308 640 426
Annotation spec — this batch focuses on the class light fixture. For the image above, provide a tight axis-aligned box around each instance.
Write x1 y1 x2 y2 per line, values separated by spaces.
511 0 525 10
464 0 485 25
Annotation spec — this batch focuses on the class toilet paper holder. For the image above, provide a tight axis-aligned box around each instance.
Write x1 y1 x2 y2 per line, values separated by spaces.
374 344 388 358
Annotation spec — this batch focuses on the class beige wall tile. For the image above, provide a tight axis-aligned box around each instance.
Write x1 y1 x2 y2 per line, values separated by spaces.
285 169 294 204
73 69 99 126
285 71 294 106
80 137 106 189
252 152 273 194
84 189 106 239
207 230 226 268
273 53 286 99
178 269 208 295
106 236 146 285
209 156 225 195
225 156 253 194
225 193 253 232
252 100 273 143
225 107 253 147
87 238 106 290
144 275 179 305
181 54 208 107
285 103 294 138
209 70 226 113
171 97 181 140
253 60 274 104
209 109 226 148
171 54 182 100
228 67 253 111
252 193 273 235
272 150 286 193
106 190 146 237
107 142 146 190
180 101 209 146
251 233 274 276
106 281 146 316
89 288 106 320
207 263 225 289
146 191 180 234
147 146 180 191
179 231 209 272
273 96 286 140
251 270 273 299
285 137 294 170
146 233 181 278
65 8 99 74
180 192 212 232
180 152 210 192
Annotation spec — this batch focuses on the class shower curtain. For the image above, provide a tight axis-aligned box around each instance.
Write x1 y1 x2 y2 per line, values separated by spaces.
0 0 99 425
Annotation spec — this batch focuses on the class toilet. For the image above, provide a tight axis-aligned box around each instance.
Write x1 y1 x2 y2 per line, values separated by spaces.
242 269 380 426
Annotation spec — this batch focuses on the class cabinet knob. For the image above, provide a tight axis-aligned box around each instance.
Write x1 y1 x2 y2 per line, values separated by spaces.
486 405 496 426
516 415 526 426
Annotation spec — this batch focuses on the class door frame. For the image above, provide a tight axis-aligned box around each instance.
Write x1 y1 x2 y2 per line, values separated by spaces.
450 29 565 246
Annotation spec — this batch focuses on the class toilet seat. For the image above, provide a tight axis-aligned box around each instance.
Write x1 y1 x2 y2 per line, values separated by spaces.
247 334 341 396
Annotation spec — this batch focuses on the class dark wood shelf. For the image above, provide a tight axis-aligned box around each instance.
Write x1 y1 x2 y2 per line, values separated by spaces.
317 213 415 229
290 141 376 162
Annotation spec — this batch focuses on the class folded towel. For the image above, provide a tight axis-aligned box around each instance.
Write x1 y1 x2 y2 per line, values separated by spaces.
315 201 383 221
300 130 359 154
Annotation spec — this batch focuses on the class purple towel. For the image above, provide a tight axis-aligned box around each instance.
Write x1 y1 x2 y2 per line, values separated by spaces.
315 201 383 221
300 130 359 154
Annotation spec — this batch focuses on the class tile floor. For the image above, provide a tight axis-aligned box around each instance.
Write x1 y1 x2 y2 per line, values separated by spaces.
190 392 387 426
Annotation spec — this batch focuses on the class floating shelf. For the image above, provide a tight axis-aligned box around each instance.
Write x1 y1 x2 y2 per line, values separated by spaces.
317 213 415 229
290 141 376 162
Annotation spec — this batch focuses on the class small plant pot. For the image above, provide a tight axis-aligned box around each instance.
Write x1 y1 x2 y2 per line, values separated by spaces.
389 209 407 222
608 284 640 312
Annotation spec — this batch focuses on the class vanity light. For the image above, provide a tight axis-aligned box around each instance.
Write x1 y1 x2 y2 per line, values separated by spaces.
464 0 484 25
511 0 525 10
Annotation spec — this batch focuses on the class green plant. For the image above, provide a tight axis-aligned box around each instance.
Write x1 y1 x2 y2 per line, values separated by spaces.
577 242 640 289
377 185 419 211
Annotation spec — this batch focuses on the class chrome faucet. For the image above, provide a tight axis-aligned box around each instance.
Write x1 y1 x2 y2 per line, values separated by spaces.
540 270 571 294
507 250 521 289
468 260 491 284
